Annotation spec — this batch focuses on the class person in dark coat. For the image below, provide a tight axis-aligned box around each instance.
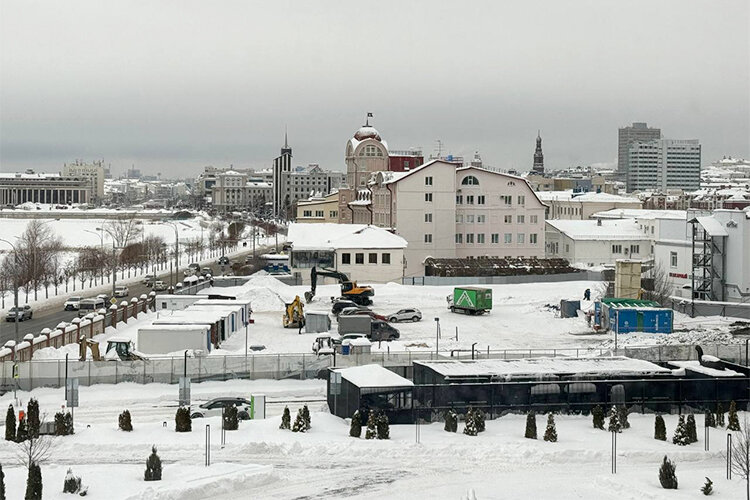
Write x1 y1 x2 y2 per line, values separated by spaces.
583 288 591 301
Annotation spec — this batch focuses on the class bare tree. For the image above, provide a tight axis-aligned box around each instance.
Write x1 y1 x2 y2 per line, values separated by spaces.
641 263 673 306
15 421 56 471
104 216 143 248
730 417 750 500
5 221 63 301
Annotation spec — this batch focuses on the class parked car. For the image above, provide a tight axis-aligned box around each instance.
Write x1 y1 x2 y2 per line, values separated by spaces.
190 397 252 420
64 296 83 311
114 286 129 298
201 267 213 277
332 332 368 346
5 305 32 322
388 308 422 323
188 263 201 273
332 299 368 316
153 280 167 291
96 294 110 303
340 308 388 322
143 275 156 285
217 256 230 266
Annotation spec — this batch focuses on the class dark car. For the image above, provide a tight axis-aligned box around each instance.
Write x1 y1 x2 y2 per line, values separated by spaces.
340 307 388 322
332 299 367 316
217 256 230 266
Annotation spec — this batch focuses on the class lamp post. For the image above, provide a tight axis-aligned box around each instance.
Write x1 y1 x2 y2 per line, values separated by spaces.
83 228 106 283
0 238 21 349
161 221 180 287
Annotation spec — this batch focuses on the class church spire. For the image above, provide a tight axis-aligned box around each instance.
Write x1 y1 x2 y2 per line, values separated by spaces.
533 131 544 174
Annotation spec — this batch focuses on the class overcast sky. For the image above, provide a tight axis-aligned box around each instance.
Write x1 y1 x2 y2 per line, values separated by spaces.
1 0 748 178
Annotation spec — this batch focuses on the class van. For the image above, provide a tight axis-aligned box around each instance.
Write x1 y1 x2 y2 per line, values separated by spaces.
78 297 106 317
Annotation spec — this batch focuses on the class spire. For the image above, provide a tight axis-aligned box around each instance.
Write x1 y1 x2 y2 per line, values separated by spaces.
280 127 292 156
533 131 544 174
284 126 288 149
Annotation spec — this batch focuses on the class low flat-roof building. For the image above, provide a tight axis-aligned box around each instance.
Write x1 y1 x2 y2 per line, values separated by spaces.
545 218 652 266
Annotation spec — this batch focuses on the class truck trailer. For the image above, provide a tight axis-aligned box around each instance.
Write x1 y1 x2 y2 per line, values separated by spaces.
448 287 493 315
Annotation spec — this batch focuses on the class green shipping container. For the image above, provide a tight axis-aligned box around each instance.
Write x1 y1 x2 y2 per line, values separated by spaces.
451 287 492 315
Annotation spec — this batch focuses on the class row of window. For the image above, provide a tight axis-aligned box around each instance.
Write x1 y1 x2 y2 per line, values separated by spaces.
341 252 391 265
302 209 338 218
453 214 538 224
611 244 640 255
421 233 539 244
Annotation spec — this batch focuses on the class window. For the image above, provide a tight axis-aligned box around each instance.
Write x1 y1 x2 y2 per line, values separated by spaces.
504 233 512 244
466 215 475 223
456 195 463 204
477 215 485 224
303 210 312 217
466 233 474 244
501 195 512 205
518 195 525 205
630 244 640 255
382 253 390 264
315 210 324 217
611 244 622 254
466 195 474 204
369 253 378 264
455 214 463 223
565 244 570 253
342 253 351 264
355 253 364 264
670 251 677 268
424 234 433 243
517 215 525 224
530 215 538 224
477 233 485 244
517 233 525 244
530 233 538 244
491 233 499 244
504 215 512 224
461 176 479 185
425 193 433 202
362 145 383 157
425 213 432 223
425 176 433 186
477 195 485 205
455 233 463 244
330 210 338 218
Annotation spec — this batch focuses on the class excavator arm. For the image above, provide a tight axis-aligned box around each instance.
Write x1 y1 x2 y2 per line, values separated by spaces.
304 266 374 305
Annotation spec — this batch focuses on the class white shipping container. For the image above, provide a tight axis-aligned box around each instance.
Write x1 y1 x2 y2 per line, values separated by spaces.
137 325 212 354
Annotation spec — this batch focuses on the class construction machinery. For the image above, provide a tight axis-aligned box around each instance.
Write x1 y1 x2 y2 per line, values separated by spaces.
304 267 374 306
283 295 305 328
103 336 147 361
78 336 101 361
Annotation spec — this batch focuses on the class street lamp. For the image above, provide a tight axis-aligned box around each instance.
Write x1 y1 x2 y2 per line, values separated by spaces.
0 238 21 350
161 221 180 288
83 228 105 250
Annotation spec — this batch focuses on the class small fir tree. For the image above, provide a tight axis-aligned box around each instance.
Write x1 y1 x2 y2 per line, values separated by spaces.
592 405 605 430
376 412 390 440
617 405 630 430
349 410 362 438
727 400 740 431
658 455 678 489
144 445 162 481
607 406 622 434
54 412 66 436
449 410 458 432
64 412 74 435
686 414 698 444
223 405 239 431
5 405 16 441
716 403 725 428
16 417 28 443
475 409 486 433
0 462 5 500
654 414 667 441
672 415 689 446
26 399 40 439
365 411 377 440
301 405 311 431
279 407 291 430
444 410 457 433
524 412 537 439
704 409 716 428
118 410 133 432
543 414 558 443
700 477 713 496
175 407 191 432
291 408 306 433
463 409 478 437
25 461 42 500
63 468 82 494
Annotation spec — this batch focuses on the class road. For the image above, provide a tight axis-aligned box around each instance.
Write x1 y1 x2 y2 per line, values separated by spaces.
0 243 278 345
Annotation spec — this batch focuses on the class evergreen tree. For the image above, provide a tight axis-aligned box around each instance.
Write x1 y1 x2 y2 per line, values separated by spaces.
672 415 689 446
727 400 740 431
704 409 715 428
700 477 713 496
444 410 457 433
0 462 5 500
686 414 698 444
365 411 377 440
26 399 40 439
301 405 311 431
279 407 291 430
654 415 667 441
591 405 605 430
64 412 74 435
118 410 133 432
63 468 82 494
223 405 239 431
607 406 622 433
716 403 725 428
144 445 162 481
617 405 630 430
5 405 16 441
376 413 390 440
449 410 458 432
25 462 42 500
658 455 678 489
463 408 478 437
16 417 28 443
291 408 306 433
349 410 362 438
524 412 537 440
475 408 486 433
175 407 191 432
543 414 558 443
54 412 66 436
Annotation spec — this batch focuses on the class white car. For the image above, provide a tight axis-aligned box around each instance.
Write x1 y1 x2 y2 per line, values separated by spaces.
388 308 422 323
114 286 129 298
64 296 83 311
190 398 252 420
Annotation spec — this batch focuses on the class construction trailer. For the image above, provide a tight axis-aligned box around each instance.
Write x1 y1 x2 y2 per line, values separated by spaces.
304 312 331 334
137 324 212 354
192 299 252 327
449 287 493 315
153 294 204 311
182 304 244 340
595 298 673 333
151 308 238 347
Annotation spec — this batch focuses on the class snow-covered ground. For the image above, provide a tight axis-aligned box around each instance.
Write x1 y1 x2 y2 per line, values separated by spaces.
0 379 745 499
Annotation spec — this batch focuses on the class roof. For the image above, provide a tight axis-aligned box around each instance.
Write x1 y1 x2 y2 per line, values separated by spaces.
537 190 641 204
545 219 648 241
694 216 728 237
416 356 671 380
668 360 742 377
593 209 687 220
288 223 407 250
337 364 414 388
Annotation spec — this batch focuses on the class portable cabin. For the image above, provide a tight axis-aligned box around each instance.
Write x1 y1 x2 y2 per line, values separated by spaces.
154 294 203 311
327 364 413 421
598 298 673 333
183 304 243 339
137 324 212 354
193 298 252 327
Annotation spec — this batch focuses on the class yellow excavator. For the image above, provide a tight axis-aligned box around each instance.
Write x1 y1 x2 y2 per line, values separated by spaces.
283 295 305 328
303 267 374 305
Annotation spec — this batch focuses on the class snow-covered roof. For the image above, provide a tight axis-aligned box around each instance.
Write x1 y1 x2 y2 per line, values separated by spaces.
695 216 728 237
536 190 641 204
593 209 687 220
416 356 670 379
337 364 414 388
545 219 648 241
288 223 407 250
667 360 742 377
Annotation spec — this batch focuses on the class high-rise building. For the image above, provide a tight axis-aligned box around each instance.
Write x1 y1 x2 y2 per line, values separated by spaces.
618 122 661 187
272 132 293 217
628 139 701 192
62 160 105 202
532 132 544 174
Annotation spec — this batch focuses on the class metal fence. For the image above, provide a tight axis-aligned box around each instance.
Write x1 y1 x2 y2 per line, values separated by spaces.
670 297 750 320
402 271 603 286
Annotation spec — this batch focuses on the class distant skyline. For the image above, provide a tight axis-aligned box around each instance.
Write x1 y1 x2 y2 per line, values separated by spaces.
1 0 748 178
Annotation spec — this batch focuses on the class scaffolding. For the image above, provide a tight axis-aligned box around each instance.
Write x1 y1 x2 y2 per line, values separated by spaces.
690 217 727 302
